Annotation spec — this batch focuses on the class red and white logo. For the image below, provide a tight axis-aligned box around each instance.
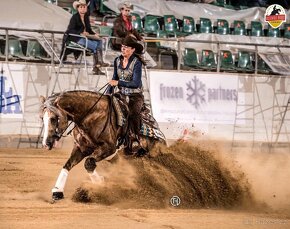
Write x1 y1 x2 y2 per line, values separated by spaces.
265 4 286 28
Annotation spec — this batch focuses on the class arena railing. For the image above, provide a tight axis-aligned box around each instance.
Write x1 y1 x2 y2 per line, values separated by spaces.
1 26 290 75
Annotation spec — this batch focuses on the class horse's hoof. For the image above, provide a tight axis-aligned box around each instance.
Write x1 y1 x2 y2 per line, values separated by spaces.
52 192 64 201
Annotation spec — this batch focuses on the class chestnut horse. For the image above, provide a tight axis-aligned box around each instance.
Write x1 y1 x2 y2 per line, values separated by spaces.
40 90 166 201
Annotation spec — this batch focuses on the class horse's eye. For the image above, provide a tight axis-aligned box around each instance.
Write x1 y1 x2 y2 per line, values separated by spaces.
50 117 57 125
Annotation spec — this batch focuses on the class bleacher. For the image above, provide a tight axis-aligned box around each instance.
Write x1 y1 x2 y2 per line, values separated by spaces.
1 0 289 75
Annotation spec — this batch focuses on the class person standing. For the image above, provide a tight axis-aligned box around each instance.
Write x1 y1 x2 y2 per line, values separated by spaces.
111 1 143 50
63 0 109 75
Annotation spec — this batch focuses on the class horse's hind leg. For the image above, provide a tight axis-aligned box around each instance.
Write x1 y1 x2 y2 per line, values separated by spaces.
52 145 88 201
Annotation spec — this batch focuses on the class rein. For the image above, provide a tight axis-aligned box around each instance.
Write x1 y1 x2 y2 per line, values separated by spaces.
56 83 110 140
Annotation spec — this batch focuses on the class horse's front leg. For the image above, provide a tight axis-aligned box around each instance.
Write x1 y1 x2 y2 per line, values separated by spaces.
52 144 90 201
84 143 116 183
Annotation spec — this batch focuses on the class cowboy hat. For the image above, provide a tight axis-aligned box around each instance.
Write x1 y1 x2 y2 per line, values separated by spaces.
73 0 88 10
118 1 134 11
122 35 143 54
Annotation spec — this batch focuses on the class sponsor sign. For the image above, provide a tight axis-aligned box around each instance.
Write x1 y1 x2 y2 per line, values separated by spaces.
265 4 286 28
149 72 239 124
0 69 23 118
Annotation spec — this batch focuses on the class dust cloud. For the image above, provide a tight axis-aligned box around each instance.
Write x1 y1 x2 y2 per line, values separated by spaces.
72 136 256 210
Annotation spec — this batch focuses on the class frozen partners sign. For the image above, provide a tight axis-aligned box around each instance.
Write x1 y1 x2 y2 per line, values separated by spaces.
149 72 238 124
265 4 286 29
0 72 23 118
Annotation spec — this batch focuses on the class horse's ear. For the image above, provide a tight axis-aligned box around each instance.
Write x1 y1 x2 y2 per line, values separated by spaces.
39 95 46 104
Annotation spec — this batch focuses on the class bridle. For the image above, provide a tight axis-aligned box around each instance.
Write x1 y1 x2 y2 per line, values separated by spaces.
48 83 110 141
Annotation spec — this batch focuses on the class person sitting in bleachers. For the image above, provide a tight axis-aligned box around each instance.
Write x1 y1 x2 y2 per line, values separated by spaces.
111 1 143 51
62 0 109 75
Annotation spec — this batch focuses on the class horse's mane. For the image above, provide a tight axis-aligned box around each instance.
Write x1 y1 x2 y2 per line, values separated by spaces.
42 90 104 115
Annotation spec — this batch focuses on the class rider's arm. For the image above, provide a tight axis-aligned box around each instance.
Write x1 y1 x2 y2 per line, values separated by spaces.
107 58 120 94
118 60 142 89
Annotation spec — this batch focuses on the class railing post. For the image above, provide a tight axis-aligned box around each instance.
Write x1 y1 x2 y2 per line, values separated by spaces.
217 42 220 73
5 29 8 62
255 45 258 75
177 38 181 71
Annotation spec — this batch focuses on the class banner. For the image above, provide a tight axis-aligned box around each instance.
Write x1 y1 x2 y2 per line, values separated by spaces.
149 72 239 124
0 66 24 119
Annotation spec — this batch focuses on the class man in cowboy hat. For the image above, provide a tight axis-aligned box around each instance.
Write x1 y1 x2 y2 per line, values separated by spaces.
111 1 143 51
62 0 109 75
108 35 146 153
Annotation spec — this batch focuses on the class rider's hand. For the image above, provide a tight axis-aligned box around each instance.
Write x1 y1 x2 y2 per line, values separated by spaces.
109 80 118 86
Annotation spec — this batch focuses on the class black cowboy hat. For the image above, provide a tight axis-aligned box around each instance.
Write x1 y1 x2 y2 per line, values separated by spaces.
122 35 144 54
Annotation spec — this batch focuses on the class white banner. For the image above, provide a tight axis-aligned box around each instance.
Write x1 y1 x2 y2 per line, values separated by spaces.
149 72 238 124
0 65 24 119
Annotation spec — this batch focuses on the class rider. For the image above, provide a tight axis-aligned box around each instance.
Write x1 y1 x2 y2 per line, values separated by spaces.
107 35 146 150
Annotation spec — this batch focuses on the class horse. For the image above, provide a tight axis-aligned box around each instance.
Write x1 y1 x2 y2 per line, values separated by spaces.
39 90 166 201
270 5 281 15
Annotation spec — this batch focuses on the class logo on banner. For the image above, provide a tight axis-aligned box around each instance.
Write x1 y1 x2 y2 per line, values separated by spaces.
265 4 286 28
159 75 237 109
186 76 206 108
0 75 22 115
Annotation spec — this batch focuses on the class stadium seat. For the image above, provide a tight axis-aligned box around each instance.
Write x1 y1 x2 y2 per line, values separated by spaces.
26 40 51 61
267 27 280 37
284 23 290 39
163 15 181 37
156 30 178 69
144 15 161 35
257 56 272 74
200 49 216 70
250 21 264 37
236 51 254 72
199 18 212 33
217 19 230 35
183 48 199 68
233 20 246 35
0 36 5 59
220 50 236 71
182 16 195 35
8 38 30 60
131 12 143 33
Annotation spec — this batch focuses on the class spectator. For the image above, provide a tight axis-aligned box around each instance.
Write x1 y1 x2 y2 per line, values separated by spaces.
111 1 143 51
62 0 109 75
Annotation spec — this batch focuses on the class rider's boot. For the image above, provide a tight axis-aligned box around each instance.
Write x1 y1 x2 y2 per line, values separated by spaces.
93 53 105 75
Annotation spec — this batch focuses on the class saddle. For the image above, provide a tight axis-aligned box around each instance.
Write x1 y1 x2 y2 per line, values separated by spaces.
112 93 165 154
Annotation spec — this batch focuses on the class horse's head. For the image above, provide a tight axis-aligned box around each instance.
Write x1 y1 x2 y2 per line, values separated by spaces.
40 95 68 150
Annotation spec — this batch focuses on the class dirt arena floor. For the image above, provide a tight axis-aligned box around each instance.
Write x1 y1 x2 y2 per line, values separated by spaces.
1 137 290 229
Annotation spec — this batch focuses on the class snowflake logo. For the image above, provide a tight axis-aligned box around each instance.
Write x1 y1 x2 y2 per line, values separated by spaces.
186 76 206 109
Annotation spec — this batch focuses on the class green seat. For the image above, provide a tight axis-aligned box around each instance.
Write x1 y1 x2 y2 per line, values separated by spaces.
237 51 254 72
183 48 199 68
250 21 263 37
144 15 161 35
233 20 246 35
8 38 30 60
98 26 112 36
220 50 236 71
258 56 271 74
99 0 115 15
200 49 216 70
284 23 290 39
131 12 143 33
182 16 195 35
200 18 212 33
267 27 280 37
217 19 229 35
163 15 181 37
156 30 178 69
26 40 51 61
